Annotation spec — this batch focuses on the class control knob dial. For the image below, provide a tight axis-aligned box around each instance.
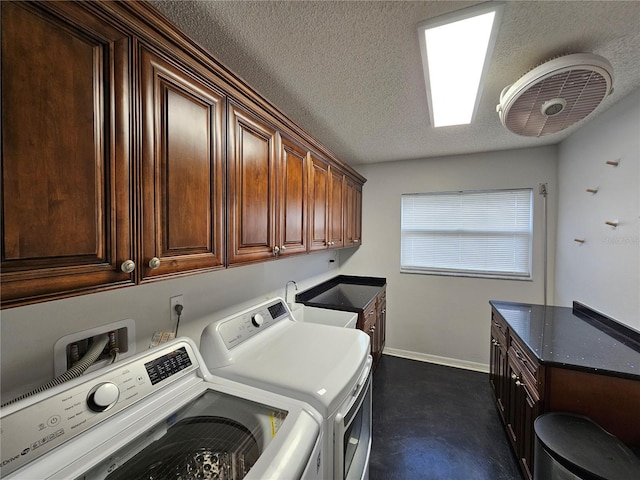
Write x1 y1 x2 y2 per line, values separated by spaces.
251 313 264 327
87 382 120 412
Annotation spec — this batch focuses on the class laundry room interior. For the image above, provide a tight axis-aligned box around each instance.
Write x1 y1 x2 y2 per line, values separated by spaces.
1 1 639 479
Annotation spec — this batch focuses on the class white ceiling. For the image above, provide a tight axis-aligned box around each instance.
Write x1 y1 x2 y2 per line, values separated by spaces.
150 1 640 166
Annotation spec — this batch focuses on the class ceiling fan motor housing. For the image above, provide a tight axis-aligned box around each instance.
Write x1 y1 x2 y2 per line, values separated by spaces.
497 53 613 137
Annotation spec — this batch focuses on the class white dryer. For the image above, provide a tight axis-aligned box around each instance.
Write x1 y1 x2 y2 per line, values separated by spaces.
200 297 372 480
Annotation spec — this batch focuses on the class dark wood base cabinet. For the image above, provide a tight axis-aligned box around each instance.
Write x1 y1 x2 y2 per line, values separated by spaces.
490 304 640 480
359 287 386 369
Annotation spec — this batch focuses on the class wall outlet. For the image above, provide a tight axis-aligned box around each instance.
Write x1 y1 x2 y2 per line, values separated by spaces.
53 319 135 376
170 294 184 331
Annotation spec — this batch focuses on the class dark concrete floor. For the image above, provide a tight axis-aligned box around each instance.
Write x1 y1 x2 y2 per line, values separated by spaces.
370 354 523 480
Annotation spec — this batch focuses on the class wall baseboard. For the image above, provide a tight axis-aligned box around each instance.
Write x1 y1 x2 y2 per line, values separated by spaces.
382 347 490 373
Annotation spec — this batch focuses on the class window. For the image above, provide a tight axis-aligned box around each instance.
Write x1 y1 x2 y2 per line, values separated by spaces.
401 189 533 279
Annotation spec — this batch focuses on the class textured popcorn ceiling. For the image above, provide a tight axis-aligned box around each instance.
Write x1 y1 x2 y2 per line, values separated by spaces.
150 1 640 166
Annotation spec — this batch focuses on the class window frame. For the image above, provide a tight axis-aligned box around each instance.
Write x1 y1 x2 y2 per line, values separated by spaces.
400 188 533 280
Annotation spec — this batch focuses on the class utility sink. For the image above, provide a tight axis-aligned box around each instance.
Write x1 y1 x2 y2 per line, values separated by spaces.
289 304 358 329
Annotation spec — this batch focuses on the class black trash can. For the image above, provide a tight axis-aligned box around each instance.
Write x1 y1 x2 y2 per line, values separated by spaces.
534 412 640 480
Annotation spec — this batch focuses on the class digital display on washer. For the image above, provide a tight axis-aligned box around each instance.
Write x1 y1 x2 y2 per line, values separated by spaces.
268 301 287 319
144 347 192 385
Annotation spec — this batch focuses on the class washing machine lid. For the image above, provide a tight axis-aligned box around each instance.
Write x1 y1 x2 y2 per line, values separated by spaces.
203 320 371 415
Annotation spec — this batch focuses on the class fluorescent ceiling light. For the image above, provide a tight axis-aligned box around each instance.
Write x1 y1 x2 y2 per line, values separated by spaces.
418 3 504 127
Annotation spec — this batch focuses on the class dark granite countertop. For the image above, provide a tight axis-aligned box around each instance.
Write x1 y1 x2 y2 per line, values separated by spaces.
490 300 640 380
296 275 386 312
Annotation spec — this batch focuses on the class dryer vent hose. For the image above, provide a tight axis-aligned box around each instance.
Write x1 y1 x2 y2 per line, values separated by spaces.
1 333 110 408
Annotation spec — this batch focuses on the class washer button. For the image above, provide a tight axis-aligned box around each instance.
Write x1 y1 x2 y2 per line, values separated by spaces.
47 415 61 427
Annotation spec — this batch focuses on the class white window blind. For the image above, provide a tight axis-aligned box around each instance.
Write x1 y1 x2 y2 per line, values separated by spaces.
401 189 533 279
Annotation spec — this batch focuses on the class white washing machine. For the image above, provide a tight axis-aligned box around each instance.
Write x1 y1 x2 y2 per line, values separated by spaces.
0 338 323 480
200 297 372 480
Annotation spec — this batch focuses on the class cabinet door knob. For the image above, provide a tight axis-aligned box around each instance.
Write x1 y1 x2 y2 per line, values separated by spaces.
510 372 518 380
273 246 280 255
381 309 386 314
515 379 523 387
148 257 161 269
280 245 286 252
120 260 136 273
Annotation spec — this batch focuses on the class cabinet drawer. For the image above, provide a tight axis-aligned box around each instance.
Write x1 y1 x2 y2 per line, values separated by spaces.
508 348 539 400
510 335 537 379
491 311 508 346
363 301 377 322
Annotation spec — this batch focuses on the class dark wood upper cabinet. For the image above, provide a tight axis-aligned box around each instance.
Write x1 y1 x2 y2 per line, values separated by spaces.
309 154 330 251
329 167 345 249
344 176 363 247
354 183 363 245
1 1 134 306
0 1 365 308
278 135 309 256
227 101 278 264
308 154 355 251
139 45 225 280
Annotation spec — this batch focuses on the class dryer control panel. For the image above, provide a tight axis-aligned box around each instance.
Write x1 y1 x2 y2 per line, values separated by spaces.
217 299 291 351
0 341 200 478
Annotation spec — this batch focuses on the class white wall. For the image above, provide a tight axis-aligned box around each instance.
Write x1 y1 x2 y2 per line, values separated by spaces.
555 89 640 328
0 251 340 404
340 146 558 370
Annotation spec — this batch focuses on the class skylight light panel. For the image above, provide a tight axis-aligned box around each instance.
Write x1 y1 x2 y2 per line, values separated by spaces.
418 3 504 127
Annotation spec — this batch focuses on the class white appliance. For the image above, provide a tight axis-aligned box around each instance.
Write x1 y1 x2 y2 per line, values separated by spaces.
200 297 372 480
292 305 358 329
0 338 323 480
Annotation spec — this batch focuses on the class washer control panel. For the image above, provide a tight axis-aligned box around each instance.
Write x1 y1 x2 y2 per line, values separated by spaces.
217 299 290 350
0 342 199 477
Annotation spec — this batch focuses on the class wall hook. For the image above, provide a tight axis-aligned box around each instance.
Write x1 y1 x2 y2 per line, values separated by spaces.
586 187 598 194
606 159 620 167
574 238 585 244
605 220 619 228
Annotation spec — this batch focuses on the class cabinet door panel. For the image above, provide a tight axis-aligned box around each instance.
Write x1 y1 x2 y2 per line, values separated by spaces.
309 155 329 251
228 102 277 263
1 2 133 306
279 136 308 255
355 184 362 244
344 178 356 247
140 46 224 280
329 169 344 248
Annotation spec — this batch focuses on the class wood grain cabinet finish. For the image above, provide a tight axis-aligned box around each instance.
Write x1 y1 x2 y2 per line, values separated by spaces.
489 311 543 480
358 287 386 370
490 306 640 480
328 167 345 249
309 154 330 251
227 104 310 264
139 45 225 280
227 101 279 264
1 1 134 306
309 154 354 251
278 135 309 256
1 0 366 307
348 180 362 246
489 312 509 423
375 289 387 363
